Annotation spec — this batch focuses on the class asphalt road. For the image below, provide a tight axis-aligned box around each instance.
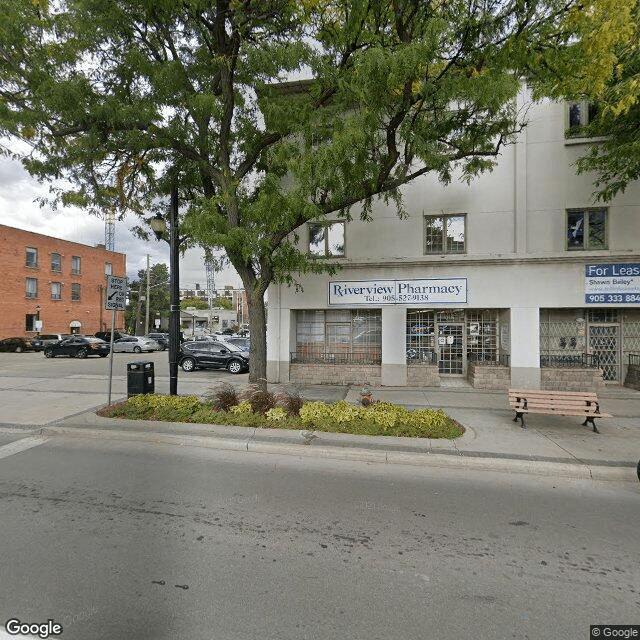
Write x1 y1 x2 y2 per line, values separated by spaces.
0 435 638 640
0 350 247 426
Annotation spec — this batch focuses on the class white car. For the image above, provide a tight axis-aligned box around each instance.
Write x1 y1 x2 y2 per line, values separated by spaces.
112 336 160 353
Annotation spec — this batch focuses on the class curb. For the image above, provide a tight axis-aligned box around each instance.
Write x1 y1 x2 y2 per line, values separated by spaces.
40 425 638 484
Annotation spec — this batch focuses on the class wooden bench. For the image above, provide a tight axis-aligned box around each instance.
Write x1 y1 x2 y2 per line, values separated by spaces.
508 389 611 433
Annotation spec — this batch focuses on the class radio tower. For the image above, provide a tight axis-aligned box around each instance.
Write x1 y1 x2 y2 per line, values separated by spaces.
205 260 217 308
105 207 115 251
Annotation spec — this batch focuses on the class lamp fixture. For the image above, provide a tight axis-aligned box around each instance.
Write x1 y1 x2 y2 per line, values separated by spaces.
150 213 166 240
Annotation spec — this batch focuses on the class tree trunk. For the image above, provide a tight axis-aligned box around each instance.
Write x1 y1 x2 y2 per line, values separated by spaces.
247 287 268 391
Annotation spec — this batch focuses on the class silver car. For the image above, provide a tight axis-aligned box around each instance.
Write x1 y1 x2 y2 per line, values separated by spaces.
112 336 160 353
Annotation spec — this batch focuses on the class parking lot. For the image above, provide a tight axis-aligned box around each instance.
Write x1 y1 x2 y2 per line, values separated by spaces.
0 350 248 427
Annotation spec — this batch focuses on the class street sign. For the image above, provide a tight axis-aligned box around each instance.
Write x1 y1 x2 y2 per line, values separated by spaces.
105 275 128 311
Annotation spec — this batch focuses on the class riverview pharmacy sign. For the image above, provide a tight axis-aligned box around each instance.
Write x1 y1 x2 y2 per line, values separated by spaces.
585 264 640 304
329 278 467 305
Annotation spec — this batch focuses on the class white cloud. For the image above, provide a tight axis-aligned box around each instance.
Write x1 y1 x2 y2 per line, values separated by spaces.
0 156 242 291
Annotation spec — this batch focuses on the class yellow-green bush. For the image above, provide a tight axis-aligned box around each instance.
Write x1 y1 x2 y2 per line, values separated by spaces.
125 394 201 421
328 401 365 423
406 408 448 430
99 393 462 439
266 407 288 422
231 400 253 415
299 401 332 425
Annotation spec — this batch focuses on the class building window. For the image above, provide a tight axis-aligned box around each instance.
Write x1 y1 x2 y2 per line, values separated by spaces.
424 214 466 254
105 262 112 276
51 253 62 272
71 256 81 275
26 314 37 332
293 309 381 363
26 247 38 268
51 282 62 300
308 222 345 257
567 208 607 250
26 278 37 299
566 100 599 137
71 283 81 301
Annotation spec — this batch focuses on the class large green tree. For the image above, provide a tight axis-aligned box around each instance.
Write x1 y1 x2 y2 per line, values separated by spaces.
125 262 170 334
0 0 629 386
180 297 209 311
571 1 640 202
531 0 638 201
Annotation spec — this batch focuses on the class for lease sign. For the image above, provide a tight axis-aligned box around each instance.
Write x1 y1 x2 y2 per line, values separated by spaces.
329 278 467 305
585 264 640 304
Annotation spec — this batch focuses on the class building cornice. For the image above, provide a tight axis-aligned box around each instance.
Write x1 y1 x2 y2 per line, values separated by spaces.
337 252 640 270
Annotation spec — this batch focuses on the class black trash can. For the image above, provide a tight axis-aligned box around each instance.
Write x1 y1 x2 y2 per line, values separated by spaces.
127 361 155 397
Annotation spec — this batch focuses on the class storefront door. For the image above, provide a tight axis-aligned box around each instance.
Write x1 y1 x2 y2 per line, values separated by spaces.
589 324 619 381
438 323 464 374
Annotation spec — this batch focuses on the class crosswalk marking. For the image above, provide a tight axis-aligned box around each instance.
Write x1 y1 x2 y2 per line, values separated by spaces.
0 436 47 460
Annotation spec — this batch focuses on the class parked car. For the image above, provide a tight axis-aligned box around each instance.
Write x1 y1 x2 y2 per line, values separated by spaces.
94 331 127 342
32 333 72 352
112 336 160 353
218 335 250 352
214 328 235 336
0 337 35 353
44 336 110 358
146 332 170 350
179 340 249 374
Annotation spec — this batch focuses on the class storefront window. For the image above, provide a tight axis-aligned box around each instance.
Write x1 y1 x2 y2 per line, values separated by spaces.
466 310 498 363
406 310 436 362
406 309 498 368
294 309 381 363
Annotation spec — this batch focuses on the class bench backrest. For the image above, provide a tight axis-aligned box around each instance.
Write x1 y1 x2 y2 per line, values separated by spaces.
509 389 599 401
509 389 601 412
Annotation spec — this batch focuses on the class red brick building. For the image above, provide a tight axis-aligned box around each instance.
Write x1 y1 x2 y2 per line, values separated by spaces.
1 224 127 339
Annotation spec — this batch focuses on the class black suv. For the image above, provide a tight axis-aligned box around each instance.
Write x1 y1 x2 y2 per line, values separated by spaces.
179 340 249 374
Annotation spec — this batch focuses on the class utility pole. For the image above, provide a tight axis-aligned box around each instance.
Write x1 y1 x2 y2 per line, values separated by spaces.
145 254 151 335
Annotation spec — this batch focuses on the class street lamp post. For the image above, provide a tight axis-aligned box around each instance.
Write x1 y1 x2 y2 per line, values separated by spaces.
35 305 41 334
151 186 180 395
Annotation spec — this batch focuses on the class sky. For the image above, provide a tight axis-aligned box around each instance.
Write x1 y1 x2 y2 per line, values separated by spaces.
0 155 242 291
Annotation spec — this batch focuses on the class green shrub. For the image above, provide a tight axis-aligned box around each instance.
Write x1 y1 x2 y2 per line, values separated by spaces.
99 394 463 439
266 407 288 422
299 401 332 425
327 400 366 423
231 400 253 415
122 394 201 421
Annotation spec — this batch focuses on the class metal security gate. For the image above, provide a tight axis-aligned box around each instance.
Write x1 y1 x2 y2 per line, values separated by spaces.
589 325 619 381
438 324 464 374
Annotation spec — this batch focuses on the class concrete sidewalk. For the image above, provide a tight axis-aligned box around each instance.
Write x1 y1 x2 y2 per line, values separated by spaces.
43 382 640 484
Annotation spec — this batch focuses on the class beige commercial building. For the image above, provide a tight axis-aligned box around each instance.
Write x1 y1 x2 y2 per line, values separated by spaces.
266 93 640 390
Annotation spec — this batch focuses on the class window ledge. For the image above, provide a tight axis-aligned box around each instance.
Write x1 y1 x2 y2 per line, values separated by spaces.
564 135 607 146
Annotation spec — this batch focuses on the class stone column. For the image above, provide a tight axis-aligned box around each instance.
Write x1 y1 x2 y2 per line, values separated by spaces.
509 307 540 388
381 306 407 386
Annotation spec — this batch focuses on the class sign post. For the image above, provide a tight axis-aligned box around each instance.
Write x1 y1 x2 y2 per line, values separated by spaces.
105 275 128 405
